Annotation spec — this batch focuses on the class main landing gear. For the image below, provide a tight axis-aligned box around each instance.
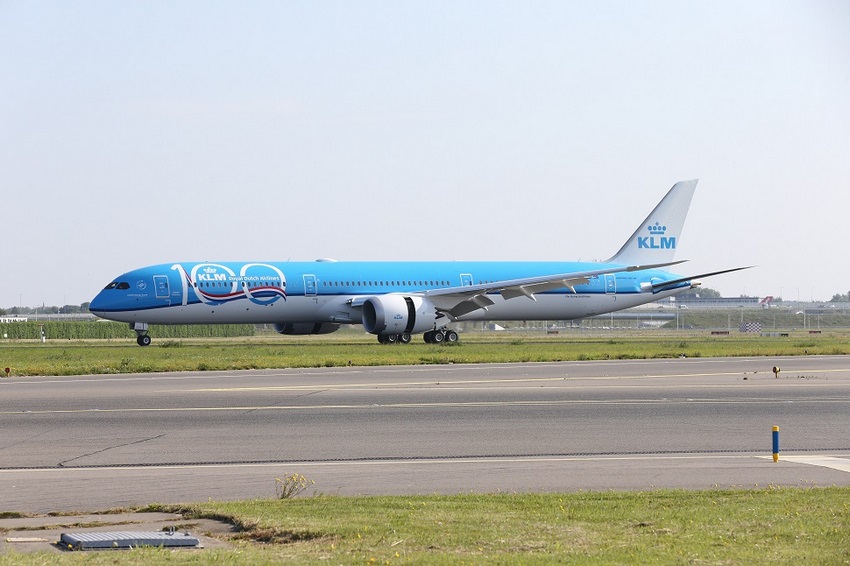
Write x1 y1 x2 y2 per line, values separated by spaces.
377 333 411 344
375 330 459 344
424 329 459 344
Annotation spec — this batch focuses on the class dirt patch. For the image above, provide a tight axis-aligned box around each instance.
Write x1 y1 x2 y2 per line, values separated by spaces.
0 512 236 554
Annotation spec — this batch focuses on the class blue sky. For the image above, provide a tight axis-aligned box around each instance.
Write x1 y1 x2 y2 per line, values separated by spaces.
2 1 848 307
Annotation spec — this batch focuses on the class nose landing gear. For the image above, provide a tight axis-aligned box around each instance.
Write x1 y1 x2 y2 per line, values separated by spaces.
130 322 151 346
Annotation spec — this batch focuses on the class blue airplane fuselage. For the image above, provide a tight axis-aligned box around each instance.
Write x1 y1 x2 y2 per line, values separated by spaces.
89 260 687 325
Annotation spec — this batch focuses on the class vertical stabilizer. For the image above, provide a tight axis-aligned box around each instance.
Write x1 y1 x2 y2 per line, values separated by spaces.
607 180 697 265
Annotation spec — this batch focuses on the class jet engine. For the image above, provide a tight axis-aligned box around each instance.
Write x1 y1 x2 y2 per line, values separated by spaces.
274 322 341 335
361 295 440 336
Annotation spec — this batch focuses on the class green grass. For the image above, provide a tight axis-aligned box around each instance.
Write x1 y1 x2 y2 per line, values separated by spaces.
1 329 850 376
2 488 849 564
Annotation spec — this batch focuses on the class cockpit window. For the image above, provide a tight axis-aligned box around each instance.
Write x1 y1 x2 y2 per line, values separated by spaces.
104 282 119 290
104 281 131 290
117 282 130 290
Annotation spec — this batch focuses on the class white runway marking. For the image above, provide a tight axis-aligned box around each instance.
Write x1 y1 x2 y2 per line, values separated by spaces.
777 456 850 473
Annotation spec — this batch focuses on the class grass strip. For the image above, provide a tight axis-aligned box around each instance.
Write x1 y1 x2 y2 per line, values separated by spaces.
1 330 849 376
2 487 849 564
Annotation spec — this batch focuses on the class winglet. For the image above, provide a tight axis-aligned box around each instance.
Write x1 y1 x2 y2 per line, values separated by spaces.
607 180 697 265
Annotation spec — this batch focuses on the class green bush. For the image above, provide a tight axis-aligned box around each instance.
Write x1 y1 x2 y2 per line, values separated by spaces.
0 321 254 340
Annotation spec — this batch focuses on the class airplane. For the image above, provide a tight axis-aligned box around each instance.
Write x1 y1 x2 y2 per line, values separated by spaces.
89 180 749 346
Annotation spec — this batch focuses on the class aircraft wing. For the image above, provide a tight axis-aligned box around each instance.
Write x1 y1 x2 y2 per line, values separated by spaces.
422 260 687 319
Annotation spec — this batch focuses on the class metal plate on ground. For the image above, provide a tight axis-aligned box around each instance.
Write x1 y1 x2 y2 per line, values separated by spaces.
60 531 200 550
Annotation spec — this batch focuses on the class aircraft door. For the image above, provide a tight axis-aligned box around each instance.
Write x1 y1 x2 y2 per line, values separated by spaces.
604 274 616 294
154 275 170 300
460 273 473 286
303 274 317 296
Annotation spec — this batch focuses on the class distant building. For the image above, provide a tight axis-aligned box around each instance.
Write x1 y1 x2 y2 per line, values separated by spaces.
675 297 761 308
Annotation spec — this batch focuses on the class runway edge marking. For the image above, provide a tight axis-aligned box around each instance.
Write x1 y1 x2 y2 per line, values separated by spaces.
762 455 850 473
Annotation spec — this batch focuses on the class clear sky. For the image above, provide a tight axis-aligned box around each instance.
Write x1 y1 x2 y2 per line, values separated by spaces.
2 1 848 308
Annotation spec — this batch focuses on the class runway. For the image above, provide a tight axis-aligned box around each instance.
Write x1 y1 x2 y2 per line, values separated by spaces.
2 356 850 512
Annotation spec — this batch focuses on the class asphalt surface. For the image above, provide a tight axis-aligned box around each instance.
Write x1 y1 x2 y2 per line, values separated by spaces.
2 356 850 512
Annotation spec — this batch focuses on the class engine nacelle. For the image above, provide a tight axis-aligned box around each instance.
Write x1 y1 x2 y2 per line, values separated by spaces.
361 295 439 336
274 322 341 335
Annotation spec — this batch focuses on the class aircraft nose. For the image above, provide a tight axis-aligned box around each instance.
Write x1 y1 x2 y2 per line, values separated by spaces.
89 281 126 316
89 291 107 315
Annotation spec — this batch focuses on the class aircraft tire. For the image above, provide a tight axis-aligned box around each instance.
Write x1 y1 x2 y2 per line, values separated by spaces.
137 335 152 347
423 331 435 344
385 334 398 344
445 330 459 343
431 331 444 344
399 333 412 344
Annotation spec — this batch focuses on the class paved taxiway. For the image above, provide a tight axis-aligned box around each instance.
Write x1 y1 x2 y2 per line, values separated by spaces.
2 356 850 512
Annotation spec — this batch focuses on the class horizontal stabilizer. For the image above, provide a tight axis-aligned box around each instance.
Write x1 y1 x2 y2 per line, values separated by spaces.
643 266 753 294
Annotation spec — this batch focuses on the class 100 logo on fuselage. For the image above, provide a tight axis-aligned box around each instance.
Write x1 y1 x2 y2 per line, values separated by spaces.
172 263 288 306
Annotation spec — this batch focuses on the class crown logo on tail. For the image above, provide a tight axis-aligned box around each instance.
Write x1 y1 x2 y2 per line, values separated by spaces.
647 222 667 235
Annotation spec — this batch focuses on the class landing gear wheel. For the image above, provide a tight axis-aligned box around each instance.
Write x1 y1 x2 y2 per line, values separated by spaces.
445 330 459 343
386 334 398 344
377 334 389 344
399 333 412 344
137 335 152 347
424 330 448 344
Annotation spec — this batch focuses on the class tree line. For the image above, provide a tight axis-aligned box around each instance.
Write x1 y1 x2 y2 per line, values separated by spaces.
0 321 254 339
0 303 91 316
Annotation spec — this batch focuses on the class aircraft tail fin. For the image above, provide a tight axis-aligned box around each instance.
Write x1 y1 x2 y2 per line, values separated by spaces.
607 179 698 265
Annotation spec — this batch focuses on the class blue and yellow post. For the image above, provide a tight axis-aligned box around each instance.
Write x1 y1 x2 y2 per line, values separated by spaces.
772 426 780 462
